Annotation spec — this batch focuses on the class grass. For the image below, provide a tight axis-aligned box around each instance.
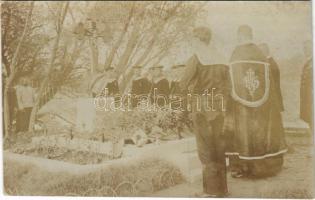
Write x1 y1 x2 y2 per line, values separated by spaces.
259 188 313 199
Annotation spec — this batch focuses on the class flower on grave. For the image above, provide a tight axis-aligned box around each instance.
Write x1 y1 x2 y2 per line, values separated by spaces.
94 105 188 143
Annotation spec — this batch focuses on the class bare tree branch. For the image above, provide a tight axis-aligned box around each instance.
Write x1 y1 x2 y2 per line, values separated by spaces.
103 2 135 71
28 1 70 131
3 1 35 137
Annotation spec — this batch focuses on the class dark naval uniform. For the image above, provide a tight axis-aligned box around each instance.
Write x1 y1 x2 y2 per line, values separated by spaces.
106 79 119 96
105 79 120 109
150 77 170 107
131 77 151 108
89 74 119 98
268 57 284 111
300 58 313 129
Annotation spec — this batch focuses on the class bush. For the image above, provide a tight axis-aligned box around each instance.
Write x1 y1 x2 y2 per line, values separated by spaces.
93 106 190 143
4 157 184 196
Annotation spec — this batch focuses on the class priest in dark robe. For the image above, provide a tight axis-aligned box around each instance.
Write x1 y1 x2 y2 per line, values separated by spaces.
226 25 287 178
300 40 313 130
149 65 170 108
130 65 151 108
180 26 229 197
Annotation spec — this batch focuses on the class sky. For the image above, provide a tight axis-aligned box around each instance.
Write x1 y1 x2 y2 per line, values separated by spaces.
162 1 312 68
35 1 312 69
202 1 312 62
162 1 312 120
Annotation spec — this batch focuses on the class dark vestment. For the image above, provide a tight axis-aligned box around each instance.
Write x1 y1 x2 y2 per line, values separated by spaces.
150 78 170 107
131 77 151 108
180 55 230 196
226 43 287 177
300 58 313 129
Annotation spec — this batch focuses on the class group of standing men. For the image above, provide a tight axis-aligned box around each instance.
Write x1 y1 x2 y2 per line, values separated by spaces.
130 64 188 109
90 24 312 197
179 25 311 197
90 61 187 110
129 25 310 197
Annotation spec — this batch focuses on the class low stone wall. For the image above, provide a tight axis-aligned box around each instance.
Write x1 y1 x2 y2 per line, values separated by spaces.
283 119 310 134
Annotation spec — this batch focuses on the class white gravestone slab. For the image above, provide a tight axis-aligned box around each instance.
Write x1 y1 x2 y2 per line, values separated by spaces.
76 97 96 133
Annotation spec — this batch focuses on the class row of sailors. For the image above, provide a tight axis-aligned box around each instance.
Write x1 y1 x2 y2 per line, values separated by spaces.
90 64 187 108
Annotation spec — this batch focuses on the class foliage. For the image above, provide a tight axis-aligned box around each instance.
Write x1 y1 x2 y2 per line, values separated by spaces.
70 1 206 92
1 2 51 81
94 104 191 142
1 1 204 134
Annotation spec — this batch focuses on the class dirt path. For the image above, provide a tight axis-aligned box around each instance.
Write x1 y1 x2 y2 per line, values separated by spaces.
151 134 314 198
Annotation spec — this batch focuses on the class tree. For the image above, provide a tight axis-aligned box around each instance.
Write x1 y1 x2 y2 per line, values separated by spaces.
103 2 136 70
28 2 70 131
2 2 35 137
82 2 205 93
2 2 206 134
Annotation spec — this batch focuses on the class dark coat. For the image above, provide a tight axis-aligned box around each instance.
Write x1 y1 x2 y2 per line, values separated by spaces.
300 58 313 126
269 57 284 111
180 55 230 121
170 81 182 95
131 77 151 95
106 80 119 96
180 55 229 195
150 78 170 107
131 77 151 107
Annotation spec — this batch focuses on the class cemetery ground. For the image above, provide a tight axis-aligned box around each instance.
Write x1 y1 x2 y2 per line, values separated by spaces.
153 132 314 198
3 125 314 198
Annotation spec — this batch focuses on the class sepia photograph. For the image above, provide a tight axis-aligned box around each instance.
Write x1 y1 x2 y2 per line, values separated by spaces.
1 1 314 198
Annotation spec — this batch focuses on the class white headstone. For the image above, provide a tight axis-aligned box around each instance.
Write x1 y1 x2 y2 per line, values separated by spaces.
76 97 96 133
